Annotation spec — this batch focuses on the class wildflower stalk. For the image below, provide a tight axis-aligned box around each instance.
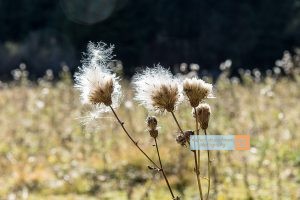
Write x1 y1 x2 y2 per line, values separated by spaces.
154 137 175 199
109 106 159 168
171 111 203 200
171 111 184 133
193 107 204 200
76 44 180 200
111 106 177 199
204 129 211 200
193 150 204 200
194 107 201 173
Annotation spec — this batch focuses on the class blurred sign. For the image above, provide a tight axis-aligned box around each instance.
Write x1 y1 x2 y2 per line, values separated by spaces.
190 135 250 150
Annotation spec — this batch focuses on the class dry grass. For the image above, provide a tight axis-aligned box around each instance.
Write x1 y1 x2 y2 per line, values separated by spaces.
0 69 299 200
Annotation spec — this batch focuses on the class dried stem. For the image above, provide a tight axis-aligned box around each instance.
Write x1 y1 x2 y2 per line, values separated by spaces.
154 138 176 199
170 111 203 200
204 129 211 200
193 107 201 175
193 151 204 200
110 106 177 199
171 111 184 133
193 107 204 200
109 106 159 168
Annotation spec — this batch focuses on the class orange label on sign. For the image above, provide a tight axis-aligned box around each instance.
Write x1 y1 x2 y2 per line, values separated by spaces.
234 135 250 150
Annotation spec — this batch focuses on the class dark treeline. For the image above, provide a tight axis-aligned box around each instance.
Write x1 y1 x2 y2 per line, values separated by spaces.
0 0 300 78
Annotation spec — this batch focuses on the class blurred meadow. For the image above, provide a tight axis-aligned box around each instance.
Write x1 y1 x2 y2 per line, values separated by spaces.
2 0 300 199
0 51 300 200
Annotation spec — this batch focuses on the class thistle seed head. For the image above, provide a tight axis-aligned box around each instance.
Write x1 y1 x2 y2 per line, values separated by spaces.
74 42 122 118
183 77 213 107
193 103 211 130
151 84 179 112
132 65 183 113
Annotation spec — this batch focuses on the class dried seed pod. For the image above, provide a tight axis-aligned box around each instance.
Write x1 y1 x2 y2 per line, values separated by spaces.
176 130 194 146
146 116 158 131
149 129 158 138
146 116 159 138
193 103 211 130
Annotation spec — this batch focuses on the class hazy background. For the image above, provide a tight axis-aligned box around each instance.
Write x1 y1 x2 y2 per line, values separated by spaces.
1 1 300 199
1 0 300 78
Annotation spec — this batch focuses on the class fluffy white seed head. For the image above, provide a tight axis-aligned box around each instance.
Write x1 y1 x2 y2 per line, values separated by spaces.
74 42 122 114
183 77 213 107
132 65 183 113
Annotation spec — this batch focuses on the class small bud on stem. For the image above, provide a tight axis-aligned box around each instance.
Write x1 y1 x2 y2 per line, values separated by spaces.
146 116 159 138
176 130 194 146
146 116 158 130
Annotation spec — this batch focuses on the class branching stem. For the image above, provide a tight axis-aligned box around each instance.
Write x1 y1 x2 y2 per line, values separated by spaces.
154 138 175 199
110 106 177 199
110 106 159 168
170 111 203 200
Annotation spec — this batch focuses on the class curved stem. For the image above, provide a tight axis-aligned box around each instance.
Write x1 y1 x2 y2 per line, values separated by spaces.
204 129 211 200
193 107 201 176
154 138 175 199
110 106 177 199
170 111 203 200
109 106 159 168
171 111 184 133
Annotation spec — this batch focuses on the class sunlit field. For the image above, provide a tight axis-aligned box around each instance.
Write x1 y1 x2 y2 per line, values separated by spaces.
0 55 300 199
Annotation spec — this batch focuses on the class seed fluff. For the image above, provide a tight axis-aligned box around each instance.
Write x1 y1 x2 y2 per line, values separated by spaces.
74 42 122 115
132 65 183 113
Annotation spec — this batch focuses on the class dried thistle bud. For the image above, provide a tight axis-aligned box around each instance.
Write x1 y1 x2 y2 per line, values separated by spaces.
149 129 158 138
146 116 158 130
183 78 213 107
193 103 211 130
176 130 194 146
176 135 185 146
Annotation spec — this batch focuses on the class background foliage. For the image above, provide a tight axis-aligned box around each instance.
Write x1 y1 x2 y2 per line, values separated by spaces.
1 0 300 78
0 60 299 199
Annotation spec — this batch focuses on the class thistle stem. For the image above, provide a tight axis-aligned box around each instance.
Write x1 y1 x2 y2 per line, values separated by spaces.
193 107 201 176
204 129 211 200
171 111 184 133
110 106 177 199
109 106 159 168
154 138 175 199
170 111 203 200
193 107 204 200
193 151 204 200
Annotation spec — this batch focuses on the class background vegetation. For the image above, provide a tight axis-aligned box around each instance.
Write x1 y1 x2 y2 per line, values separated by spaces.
0 52 299 199
1 1 300 199
1 0 300 77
